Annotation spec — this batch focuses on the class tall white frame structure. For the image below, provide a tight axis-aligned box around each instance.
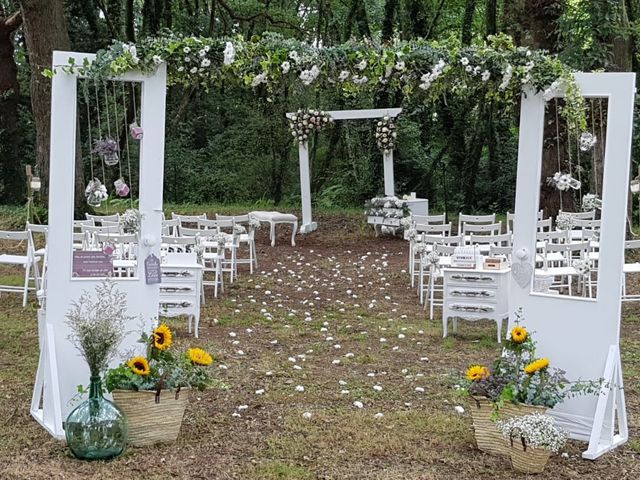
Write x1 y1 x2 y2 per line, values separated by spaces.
286 108 402 233
510 73 635 459
31 51 167 439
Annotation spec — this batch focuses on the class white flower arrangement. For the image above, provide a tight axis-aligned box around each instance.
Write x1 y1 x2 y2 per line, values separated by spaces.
579 132 597 151
233 224 247 235
121 208 142 234
288 109 333 143
556 212 576 231
413 243 428 256
375 116 397 154
248 216 261 230
499 64 513 91
422 250 441 269
208 232 230 247
400 216 413 229
497 413 568 453
572 258 592 276
85 178 108 207
547 171 581 191
299 65 320 85
582 193 602 211
406 228 418 242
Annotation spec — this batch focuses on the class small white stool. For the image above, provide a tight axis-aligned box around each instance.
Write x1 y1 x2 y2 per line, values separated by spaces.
249 211 298 246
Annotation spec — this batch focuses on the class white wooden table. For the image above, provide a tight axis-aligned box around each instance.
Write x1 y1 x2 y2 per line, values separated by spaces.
442 266 510 343
250 211 298 246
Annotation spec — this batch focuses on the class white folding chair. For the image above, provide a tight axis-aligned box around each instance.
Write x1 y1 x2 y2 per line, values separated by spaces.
161 218 180 237
86 213 120 225
413 213 446 225
95 233 138 277
622 240 640 302
458 213 496 234
0 230 39 306
172 212 207 229
216 214 257 274
26 223 48 297
539 241 592 297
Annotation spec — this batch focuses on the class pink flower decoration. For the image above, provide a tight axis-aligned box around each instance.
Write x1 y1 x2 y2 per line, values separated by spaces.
129 123 143 140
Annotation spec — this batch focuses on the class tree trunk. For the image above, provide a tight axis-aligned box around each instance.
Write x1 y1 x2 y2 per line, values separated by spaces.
461 0 477 46
19 0 84 210
0 10 23 204
485 0 497 36
382 0 398 40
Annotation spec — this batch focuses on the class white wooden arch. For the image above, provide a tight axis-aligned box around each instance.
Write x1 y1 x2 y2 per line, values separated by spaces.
31 51 167 438
286 108 402 233
510 73 635 459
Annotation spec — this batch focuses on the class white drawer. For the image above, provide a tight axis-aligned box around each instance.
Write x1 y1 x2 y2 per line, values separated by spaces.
448 288 497 300
368 216 383 225
448 303 495 314
447 272 498 285
159 284 197 295
161 269 199 281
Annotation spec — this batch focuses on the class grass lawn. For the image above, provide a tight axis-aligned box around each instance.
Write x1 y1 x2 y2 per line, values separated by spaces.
0 211 638 479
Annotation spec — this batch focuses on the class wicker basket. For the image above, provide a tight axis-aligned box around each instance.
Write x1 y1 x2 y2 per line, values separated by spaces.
111 389 189 447
469 396 546 456
508 438 551 474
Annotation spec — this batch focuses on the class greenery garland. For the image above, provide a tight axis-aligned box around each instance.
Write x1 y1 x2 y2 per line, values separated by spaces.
48 32 586 132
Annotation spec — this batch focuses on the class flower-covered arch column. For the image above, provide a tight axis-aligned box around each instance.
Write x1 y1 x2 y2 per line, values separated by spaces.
286 108 402 234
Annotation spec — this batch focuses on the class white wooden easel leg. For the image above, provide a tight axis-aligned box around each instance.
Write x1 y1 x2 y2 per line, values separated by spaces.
291 221 298 246
582 344 628 459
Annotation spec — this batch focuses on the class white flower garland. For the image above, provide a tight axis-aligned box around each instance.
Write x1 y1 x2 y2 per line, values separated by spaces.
548 172 581 191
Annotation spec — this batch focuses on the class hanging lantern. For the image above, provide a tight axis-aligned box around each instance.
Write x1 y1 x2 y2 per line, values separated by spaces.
85 178 108 207
30 176 41 192
114 178 130 197
93 138 120 166
129 122 143 140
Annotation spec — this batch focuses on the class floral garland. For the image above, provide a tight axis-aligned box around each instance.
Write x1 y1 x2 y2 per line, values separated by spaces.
48 33 586 132
375 116 397 153
288 109 333 143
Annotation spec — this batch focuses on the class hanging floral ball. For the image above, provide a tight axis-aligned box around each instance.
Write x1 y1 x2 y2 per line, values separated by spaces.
376 116 397 153
288 108 333 144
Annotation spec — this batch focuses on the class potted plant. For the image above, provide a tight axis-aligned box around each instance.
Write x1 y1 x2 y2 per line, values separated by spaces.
64 280 131 460
93 137 120 166
497 413 568 474
462 308 600 456
105 323 215 446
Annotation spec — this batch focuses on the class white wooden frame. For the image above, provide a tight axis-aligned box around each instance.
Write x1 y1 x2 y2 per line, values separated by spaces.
286 108 402 233
510 73 635 459
31 51 167 439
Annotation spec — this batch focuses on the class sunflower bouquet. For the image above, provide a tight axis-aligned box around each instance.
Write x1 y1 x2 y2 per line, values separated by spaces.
105 323 215 393
462 308 601 409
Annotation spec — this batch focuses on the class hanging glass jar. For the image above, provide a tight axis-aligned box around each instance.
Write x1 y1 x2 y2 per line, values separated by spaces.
85 178 108 208
114 178 130 197
30 176 42 191
65 376 127 460
129 122 143 140
93 138 120 167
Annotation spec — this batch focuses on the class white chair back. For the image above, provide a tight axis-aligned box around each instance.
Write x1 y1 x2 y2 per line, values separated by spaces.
86 213 120 225
462 221 502 237
415 222 451 236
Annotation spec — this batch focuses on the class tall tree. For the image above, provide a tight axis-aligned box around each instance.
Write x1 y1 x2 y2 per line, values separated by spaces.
0 8 23 203
461 0 476 45
19 0 84 209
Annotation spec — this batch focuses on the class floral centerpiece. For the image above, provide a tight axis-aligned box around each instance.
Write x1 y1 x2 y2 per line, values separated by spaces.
85 178 108 207
375 116 397 153
64 280 132 460
555 212 576 231
365 196 408 219
288 109 333 143
582 193 602 212
93 137 120 166
497 413 568 473
461 308 601 456
105 323 215 446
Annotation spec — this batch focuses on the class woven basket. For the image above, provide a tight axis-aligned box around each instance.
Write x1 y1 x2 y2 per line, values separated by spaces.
469 396 546 456
111 389 189 447
508 438 551 474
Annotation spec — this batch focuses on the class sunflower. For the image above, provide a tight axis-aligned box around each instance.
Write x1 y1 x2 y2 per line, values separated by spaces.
127 356 150 376
524 358 550 375
188 348 213 366
153 323 173 350
466 365 490 382
511 326 528 344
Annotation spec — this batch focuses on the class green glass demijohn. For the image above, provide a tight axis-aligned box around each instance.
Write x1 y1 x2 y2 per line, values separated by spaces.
65 376 127 460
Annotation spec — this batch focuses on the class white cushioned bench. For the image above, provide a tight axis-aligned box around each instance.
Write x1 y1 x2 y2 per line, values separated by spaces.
250 211 298 247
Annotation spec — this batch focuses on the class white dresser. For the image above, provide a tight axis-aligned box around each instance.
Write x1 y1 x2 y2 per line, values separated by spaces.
442 267 510 343
159 253 203 338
